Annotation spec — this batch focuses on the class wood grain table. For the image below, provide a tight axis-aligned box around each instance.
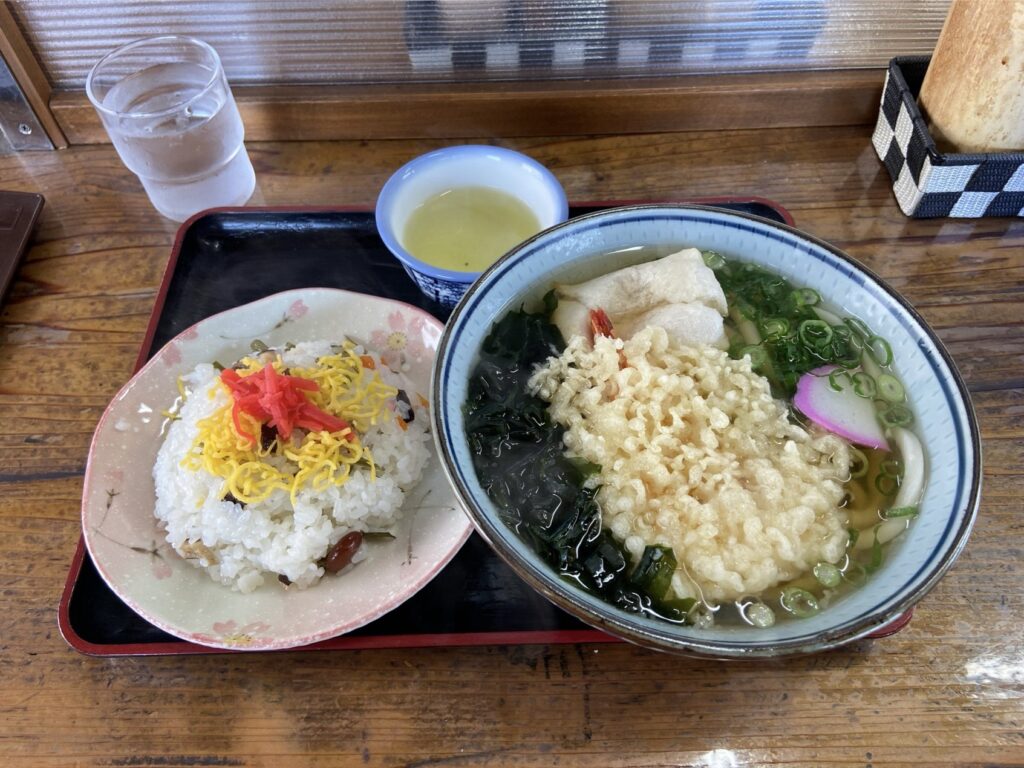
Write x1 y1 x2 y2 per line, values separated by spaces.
1 128 1021 767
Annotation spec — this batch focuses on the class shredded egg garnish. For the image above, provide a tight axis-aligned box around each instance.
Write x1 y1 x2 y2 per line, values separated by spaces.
181 343 397 505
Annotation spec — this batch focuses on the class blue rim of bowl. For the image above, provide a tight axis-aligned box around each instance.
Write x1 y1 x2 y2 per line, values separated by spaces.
375 145 569 284
431 203 982 658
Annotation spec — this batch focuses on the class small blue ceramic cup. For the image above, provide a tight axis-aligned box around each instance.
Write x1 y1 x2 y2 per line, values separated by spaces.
375 145 568 309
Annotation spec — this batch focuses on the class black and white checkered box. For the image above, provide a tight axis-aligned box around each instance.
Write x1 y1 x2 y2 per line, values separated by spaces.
873 56 1024 219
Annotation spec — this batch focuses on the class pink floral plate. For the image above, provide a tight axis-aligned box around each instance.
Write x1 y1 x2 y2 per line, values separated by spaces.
81 288 472 651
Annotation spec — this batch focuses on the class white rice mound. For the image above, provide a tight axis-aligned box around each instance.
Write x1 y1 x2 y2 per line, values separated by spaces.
153 341 431 593
529 326 852 604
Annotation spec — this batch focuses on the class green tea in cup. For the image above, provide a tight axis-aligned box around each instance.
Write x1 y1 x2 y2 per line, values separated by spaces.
401 186 541 273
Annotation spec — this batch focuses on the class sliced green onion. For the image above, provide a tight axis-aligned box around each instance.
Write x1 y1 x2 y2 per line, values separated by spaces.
792 288 821 308
836 353 863 371
877 373 905 403
845 316 872 340
759 317 791 340
875 473 899 496
813 562 842 588
866 527 884 573
880 457 903 477
881 404 914 427
688 603 717 629
780 587 820 618
828 368 852 392
829 322 851 340
744 601 776 628
842 561 868 585
799 319 833 349
739 344 768 368
250 339 270 353
848 448 869 479
866 335 893 367
831 326 862 368
776 337 801 363
847 527 860 547
701 250 726 269
882 505 919 520
852 371 877 398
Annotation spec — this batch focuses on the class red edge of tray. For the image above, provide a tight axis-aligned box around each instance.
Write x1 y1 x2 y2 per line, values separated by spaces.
60 196 912 656
57 537 621 656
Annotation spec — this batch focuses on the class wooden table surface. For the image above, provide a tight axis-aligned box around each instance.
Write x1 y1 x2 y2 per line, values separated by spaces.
1 128 1021 768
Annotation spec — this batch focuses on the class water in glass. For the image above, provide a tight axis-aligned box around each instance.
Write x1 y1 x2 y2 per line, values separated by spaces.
101 61 254 221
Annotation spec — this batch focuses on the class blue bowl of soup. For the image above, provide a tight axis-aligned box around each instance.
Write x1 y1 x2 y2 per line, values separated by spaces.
431 205 980 658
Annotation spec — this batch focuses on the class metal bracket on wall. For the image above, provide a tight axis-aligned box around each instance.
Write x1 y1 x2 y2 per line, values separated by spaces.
0 52 53 151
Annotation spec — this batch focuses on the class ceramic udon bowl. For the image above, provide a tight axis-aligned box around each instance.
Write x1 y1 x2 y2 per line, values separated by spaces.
432 205 981 658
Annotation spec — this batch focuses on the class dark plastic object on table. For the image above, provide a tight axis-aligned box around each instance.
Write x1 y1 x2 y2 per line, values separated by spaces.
0 191 44 307
60 200 910 654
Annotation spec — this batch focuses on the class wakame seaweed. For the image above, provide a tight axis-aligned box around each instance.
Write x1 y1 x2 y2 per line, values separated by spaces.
464 300 689 623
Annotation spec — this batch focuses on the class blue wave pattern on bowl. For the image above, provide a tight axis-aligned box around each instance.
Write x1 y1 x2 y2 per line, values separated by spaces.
433 205 981 657
397 263 469 308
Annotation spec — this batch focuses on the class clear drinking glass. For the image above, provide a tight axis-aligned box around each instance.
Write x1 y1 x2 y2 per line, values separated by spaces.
86 35 255 222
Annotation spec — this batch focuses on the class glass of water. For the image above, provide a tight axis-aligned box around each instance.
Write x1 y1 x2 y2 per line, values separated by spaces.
86 35 255 222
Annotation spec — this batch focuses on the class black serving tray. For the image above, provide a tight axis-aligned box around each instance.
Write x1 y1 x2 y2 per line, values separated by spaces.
61 199 845 655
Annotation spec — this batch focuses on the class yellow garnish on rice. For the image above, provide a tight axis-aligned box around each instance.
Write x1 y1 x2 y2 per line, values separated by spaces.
181 344 397 505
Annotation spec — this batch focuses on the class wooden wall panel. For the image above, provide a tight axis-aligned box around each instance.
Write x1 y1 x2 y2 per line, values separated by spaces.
51 69 883 144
